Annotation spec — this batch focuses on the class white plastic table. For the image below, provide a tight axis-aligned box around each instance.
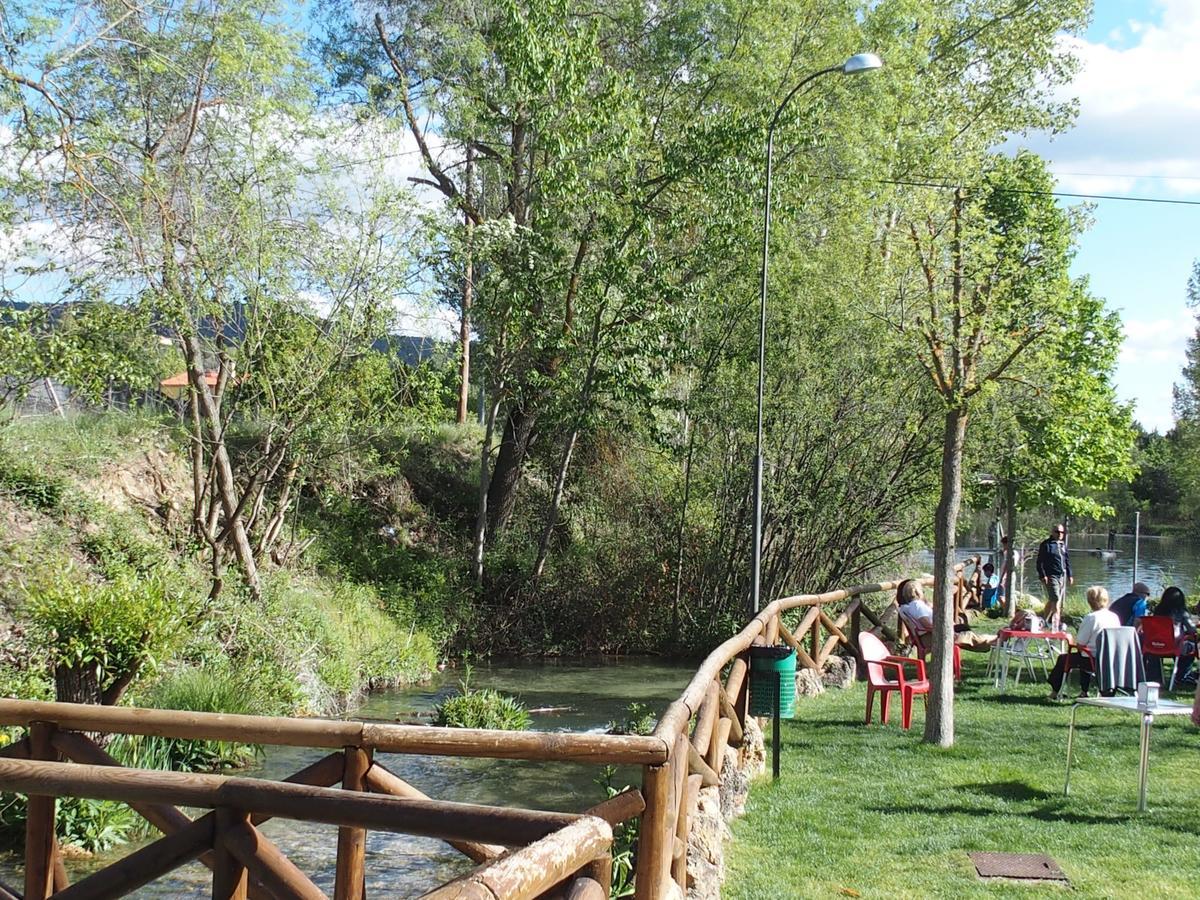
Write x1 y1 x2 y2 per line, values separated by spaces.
1063 696 1194 812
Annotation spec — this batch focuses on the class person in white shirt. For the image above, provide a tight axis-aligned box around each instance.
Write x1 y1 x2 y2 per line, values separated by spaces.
1047 586 1120 699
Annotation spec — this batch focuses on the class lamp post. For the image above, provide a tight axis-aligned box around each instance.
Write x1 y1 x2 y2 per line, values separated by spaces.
751 53 883 616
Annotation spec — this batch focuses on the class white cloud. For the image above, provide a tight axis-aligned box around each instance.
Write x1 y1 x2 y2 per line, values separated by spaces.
1117 309 1193 432
1024 1 1200 196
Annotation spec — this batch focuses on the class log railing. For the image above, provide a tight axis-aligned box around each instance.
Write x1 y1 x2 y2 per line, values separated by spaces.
0 565 967 899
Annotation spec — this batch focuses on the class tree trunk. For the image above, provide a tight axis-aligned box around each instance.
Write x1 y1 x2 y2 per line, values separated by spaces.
924 405 968 748
182 333 262 602
486 404 536 536
530 427 579 583
1004 479 1018 617
457 147 474 425
473 388 505 586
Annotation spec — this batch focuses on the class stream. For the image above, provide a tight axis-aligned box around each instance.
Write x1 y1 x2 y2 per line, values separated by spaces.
34 658 694 897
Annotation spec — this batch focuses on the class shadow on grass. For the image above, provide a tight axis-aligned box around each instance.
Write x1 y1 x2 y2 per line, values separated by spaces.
960 780 1054 801
865 801 1198 835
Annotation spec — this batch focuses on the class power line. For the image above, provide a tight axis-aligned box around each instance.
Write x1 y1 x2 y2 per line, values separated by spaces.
831 175 1200 207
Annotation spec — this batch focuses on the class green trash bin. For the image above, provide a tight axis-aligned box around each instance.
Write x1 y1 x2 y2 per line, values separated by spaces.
749 645 797 718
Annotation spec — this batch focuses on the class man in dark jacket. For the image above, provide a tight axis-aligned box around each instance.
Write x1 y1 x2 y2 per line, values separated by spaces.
1109 582 1152 627
1037 524 1073 628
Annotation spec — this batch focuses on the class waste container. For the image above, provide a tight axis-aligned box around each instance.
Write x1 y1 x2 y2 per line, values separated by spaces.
749 645 797 718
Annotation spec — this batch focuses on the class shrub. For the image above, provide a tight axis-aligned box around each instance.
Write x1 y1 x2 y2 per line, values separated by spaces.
25 570 189 704
432 667 530 730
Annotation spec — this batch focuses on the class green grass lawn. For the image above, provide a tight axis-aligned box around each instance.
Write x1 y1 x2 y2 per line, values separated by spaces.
725 647 1200 898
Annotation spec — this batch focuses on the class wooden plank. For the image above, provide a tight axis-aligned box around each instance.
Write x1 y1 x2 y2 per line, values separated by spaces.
25 722 57 900
581 851 612 897
51 812 216 900
363 763 502 864
221 820 328 900
213 808 250 900
420 816 612 900
0 758 577 846
0 701 667 766
666 733 686 890
334 746 370 900
671 773 702 886
360 722 667 765
0 738 29 760
707 718 732 775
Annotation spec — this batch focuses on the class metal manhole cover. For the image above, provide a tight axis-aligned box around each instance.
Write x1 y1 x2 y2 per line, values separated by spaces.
969 852 1069 883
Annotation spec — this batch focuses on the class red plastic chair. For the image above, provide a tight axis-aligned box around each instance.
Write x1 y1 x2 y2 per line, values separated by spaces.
1140 616 1187 690
858 632 929 730
899 609 962 681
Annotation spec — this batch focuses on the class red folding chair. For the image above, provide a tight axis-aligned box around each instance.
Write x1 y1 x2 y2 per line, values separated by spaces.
858 632 929 730
1140 616 1188 691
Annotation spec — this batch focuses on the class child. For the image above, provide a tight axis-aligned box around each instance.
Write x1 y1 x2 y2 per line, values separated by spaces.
981 562 1001 610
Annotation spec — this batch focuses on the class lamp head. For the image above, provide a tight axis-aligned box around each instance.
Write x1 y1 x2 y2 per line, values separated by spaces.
842 53 883 75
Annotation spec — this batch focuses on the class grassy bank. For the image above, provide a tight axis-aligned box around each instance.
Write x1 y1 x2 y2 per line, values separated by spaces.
725 653 1200 899
0 413 437 719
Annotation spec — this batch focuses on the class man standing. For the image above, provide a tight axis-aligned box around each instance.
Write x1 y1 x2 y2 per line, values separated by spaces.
1109 582 1152 627
1037 524 1072 627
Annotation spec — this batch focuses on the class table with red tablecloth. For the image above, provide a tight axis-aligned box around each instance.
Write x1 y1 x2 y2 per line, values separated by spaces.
987 629 1070 692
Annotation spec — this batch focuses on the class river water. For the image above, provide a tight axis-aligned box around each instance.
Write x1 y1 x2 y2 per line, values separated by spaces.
951 532 1200 609
33 659 694 897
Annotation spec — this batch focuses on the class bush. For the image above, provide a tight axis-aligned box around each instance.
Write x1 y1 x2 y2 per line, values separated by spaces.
25 570 189 704
432 668 530 730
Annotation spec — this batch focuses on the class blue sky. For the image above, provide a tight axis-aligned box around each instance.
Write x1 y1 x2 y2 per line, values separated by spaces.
1017 0 1200 432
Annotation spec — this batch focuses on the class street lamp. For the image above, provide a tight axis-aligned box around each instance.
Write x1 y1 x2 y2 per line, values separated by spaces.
750 53 883 616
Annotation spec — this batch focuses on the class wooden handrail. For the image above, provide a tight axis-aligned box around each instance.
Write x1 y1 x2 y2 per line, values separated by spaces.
0 700 668 765
0 758 578 847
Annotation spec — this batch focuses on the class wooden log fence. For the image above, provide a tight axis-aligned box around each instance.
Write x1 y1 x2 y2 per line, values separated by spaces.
0 565 965 898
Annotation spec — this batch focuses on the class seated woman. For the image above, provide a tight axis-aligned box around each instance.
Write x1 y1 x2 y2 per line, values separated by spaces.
1047 586 1120 699
1149 586 1198 686
896 579 933 638
897 579 993 654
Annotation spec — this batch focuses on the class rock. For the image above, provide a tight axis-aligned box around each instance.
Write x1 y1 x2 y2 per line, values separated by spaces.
821 655 856 689
741 715 765 780
686 786 731 900
795 668 825 697
718 747 749 821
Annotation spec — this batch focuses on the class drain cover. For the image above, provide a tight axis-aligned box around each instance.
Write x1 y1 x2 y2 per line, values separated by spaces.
969 852 1069 883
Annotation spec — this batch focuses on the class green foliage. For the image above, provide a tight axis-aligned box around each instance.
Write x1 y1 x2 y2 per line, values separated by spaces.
116 666 264 772
25 570 188 695
0 445 68 512
595 766 638 899
432 667 530 731
606 703 657 737
0 791 143 854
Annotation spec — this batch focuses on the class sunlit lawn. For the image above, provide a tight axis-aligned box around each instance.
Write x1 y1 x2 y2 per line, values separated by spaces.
725 645 1200 898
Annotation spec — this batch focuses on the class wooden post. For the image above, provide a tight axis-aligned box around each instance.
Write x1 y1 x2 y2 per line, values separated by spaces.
334 746 370 900
632 759 671 900
213 808 249 900
810 616 820 664
851 604 863 679
24 722 58 900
